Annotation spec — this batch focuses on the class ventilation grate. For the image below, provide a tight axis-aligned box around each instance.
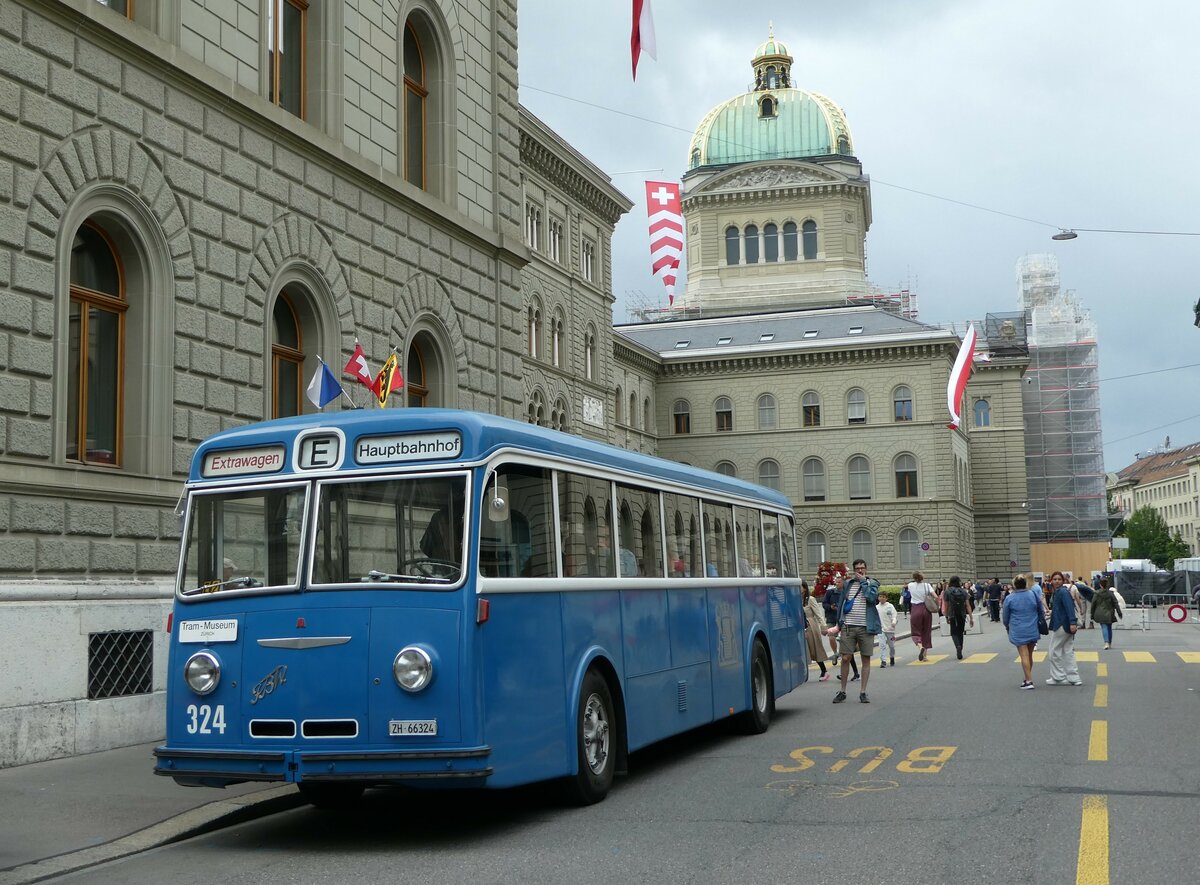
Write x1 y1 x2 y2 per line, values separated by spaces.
677 680 688 711
87 630 153 699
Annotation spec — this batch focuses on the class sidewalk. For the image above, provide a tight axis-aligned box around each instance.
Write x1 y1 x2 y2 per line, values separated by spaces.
0 741 301 884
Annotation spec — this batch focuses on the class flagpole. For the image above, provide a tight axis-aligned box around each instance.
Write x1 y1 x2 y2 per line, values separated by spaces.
317 356 357 409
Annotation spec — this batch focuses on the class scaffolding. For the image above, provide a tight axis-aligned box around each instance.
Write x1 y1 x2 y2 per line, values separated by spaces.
1017 254 1108 543
847 286 919 320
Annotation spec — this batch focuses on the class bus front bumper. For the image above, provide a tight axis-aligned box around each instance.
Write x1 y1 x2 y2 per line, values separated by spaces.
153 745 493 788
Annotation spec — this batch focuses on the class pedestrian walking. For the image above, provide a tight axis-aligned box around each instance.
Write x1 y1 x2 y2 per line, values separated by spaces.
942 575 974 660
1046 570 1083 686
831 559 879 703
1089 577 1122 649
900 585 911 616
827 572 860 681
986 577 1003 622
1001 575 1046 689
877 591 898 667
906 570 936 661
802 583 831 681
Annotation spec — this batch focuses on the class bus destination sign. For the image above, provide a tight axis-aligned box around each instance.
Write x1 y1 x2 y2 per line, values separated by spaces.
201 446 286 478
355 431 463 465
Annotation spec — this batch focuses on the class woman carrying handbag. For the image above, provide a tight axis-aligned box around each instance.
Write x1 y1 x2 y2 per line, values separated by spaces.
907 570 936 661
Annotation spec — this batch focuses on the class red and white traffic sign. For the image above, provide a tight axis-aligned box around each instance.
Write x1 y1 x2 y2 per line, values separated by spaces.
1167 604 1187 623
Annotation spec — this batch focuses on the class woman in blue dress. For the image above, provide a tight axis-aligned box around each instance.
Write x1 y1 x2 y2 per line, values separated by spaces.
1002 575 1047 690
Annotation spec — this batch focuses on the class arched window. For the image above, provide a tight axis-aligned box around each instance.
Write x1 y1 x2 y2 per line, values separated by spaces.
765 65 778 88
802 391 821 427
271 290 305 418
758 459 781 491
893 385 913 422
673 399 691 434
848 455 872 500
629 392 638 428
847 388 867 424
802 220 818 259
895 453 919 498
584 326 596 380
805 530 827 569
757 393 777 430
615 385 623 424
527 300 541 359
715 461 737 477
725 226 740 265
551 309 564 367
406 341 428 407
67 222 126 465
783 221 798 261
763 223 779 262
715 396 733 432
898 527 921 570
643 397 652 431
744 224 759 264
974 398 991 427
851 529 874 565
552 397 568 432
760 96 775 117
268 0 307 119
402 20 428 187
802 457 826 502
527 390 545 426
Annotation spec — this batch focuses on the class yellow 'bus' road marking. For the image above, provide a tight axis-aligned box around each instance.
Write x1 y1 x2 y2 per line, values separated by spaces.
1096 663 1108 678
1088 721 1108 761
1121 651 1155 663
961 653 996 663
1177 652 1200 663
1076 794 1109 885
1093 685 1107 708
1076 651 1099 662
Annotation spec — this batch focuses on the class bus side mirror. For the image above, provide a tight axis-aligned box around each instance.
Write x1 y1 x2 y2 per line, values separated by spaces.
487 486 509 523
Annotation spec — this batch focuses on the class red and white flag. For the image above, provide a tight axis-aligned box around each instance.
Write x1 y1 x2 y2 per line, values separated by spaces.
343 340 376 392
645 180 682 305
946 323 978 429
631 0 657 80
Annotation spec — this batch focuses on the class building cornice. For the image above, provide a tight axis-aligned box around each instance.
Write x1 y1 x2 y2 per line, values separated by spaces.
656 341 955 377
520 111 633 225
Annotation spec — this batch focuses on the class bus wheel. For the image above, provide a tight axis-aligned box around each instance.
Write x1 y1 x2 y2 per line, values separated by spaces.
568 669 615 805
298 781 365 809
738 640 774 735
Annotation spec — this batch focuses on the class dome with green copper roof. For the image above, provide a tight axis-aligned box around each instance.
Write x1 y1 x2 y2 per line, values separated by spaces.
686 28 855 170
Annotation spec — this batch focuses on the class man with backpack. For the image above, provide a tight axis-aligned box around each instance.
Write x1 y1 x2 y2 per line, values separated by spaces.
943 576 974 660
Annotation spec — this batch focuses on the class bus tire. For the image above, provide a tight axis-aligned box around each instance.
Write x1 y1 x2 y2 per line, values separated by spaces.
568 669 615 805
298 781 365 809
738 639 774 735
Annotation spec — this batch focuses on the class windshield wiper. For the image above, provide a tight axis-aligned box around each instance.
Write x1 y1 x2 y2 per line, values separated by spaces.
182 575 263 596
363 569 448 584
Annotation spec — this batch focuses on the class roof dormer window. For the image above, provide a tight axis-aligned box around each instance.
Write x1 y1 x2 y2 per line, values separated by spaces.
759 96 776 118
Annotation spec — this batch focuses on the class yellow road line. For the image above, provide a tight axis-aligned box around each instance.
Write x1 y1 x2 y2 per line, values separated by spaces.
1093 685 1107 708
1076 794 1109 885
1076 651 1099 662
1088 721 1108 761
1096 663 1107 678
1121 651 1155 663
961 653 996 663
1177 652 1200 663
909 655 948 665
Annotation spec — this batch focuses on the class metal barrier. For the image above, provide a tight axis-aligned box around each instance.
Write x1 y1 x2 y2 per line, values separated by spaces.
1112 594 1197 630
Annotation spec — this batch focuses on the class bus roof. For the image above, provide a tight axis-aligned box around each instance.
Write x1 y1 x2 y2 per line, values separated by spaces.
189 408 794 509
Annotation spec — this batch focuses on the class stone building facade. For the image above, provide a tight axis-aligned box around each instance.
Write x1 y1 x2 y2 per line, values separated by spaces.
0 0 533 767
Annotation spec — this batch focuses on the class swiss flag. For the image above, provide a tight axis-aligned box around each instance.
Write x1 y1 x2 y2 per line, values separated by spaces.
343 341 375 391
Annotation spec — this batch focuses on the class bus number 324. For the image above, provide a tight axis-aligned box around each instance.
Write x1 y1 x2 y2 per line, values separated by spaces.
185 703 227 735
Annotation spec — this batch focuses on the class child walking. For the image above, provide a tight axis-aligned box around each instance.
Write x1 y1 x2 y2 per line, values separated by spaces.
876 591 898 667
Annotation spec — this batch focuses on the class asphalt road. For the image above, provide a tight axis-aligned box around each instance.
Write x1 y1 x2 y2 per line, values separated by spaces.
57 618 1200 885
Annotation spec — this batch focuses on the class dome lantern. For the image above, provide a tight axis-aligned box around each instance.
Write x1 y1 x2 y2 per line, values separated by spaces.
753 22 792 91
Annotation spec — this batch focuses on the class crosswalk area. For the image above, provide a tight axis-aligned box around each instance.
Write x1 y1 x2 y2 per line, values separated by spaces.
812 650 1200 667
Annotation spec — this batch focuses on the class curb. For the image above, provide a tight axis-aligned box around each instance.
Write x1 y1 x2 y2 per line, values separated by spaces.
0 785 304 885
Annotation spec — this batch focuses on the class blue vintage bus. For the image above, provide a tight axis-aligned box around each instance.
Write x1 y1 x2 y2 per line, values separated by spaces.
155 408 806 805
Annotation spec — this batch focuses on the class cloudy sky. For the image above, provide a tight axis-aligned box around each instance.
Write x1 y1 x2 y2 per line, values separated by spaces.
515 0 1200 477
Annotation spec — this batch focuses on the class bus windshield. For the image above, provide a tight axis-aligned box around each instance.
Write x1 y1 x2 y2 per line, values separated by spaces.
180 484 307 596
312 473 467 586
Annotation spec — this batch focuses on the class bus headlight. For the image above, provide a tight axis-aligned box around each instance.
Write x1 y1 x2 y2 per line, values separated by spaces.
393 646 433 692
184 651 221 695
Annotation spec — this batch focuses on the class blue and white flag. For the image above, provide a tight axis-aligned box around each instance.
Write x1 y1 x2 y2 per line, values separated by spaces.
306 360 343 409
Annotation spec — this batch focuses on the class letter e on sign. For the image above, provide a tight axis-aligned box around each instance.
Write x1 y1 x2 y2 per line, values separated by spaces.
298 433 342 471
